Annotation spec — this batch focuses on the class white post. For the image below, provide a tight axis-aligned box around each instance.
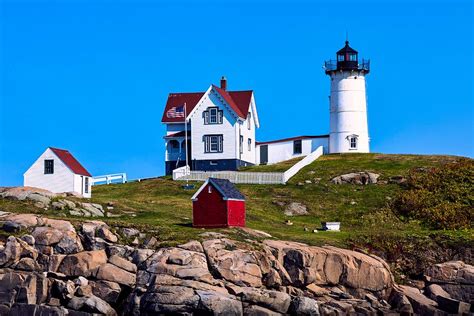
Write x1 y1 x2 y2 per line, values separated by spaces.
184 102 190 184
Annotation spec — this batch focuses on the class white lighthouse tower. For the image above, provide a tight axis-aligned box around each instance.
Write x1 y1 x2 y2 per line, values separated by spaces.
325 41 370 153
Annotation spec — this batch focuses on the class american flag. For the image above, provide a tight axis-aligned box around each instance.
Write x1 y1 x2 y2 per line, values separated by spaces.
166 105 185 118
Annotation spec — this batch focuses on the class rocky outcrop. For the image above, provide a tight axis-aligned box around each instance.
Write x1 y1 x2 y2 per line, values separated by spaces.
0 187 107 217
331 172 380 185
0 213 471 315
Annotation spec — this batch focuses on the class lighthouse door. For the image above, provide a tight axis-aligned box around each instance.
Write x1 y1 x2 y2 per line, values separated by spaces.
260 145 268 165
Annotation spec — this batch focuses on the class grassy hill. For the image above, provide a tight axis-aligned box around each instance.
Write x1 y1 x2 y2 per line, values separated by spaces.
1 153 472 277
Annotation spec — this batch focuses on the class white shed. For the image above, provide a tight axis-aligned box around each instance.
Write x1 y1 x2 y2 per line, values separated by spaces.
24 147 92 198
255 135 329 165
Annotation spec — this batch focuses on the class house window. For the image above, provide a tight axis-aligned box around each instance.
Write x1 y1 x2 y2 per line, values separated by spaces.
204 135 223 153
85 177 89 193
208 185 212 193
44 160 54 174
248 138 252 151
293 140 302 154
240 136 244 154
350 136 358 149
247 112 251 130
203 107 223 125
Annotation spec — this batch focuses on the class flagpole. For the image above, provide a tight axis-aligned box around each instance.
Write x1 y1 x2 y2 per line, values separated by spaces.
184 102 189 180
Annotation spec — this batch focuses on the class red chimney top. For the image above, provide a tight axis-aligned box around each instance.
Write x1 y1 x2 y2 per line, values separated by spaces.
220 76 227 91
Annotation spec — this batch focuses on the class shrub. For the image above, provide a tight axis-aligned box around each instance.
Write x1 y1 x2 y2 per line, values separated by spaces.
391 159 473 229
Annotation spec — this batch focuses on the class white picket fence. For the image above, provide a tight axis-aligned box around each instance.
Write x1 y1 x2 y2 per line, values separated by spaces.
173 146 324 184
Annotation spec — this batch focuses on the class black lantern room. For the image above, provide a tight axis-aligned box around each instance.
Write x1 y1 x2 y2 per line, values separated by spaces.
324 40 370 74
337 41 358 70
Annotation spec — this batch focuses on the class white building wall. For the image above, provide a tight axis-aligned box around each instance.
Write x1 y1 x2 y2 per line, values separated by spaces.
24 148 75 194
237 98 257 164
256 137 328 165
189 90 239 161
73 174 91 198
329 71 369 153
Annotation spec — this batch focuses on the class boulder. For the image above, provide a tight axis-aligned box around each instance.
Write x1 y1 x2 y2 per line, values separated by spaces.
140 286 200 314
240 288 291 313
263 240 393 295
97 226 118 243
121 227 140 238
196 290 242 315
424 260 474 303
331 172 380 185
178 240 204 253
425 284 471 314
13 258 39 271
203 239 263 287
31 227 63 246
145 247 212 283
91 280 122 304
243 304 279 316
81 203 105 217
284 202 308 216
395 285 443 315
0 237 38 267
94 263 136 287
20 235 35 246
68 295 117 316
290 296 320 315
58 250 108 277
108 254 137 273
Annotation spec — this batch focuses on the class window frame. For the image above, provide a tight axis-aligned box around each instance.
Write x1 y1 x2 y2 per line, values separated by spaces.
44 159 54 174
247 112 252 130
349 136 358 149
293 139 302 155
204 134 223 153
85 177 89 193
204 107 223 125
248 138 252 151
239 135 244 154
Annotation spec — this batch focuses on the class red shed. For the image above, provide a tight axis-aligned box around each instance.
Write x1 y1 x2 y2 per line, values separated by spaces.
191 178 246 228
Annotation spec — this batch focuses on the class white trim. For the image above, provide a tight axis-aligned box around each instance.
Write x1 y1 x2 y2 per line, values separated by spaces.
223 198 245 201
191 179 210 200
186 85 213 120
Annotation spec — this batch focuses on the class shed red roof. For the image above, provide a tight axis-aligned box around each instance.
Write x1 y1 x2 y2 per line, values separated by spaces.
161 86 253 123
49 147 92 177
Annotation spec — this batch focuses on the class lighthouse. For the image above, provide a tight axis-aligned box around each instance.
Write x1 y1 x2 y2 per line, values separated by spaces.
325 41 370 153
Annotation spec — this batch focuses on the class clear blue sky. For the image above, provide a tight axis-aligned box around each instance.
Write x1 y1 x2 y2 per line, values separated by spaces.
1 0 472 185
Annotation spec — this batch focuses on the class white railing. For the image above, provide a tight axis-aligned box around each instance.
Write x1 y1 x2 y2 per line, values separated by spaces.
92 173 127 185
173 166 190 180
282 146 324 182
172 146 324 184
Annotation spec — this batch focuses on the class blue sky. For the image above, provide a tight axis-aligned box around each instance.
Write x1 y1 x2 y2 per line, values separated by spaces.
1 0 472 185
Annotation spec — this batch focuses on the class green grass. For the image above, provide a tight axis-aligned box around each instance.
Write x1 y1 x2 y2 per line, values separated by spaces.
1 153 471 252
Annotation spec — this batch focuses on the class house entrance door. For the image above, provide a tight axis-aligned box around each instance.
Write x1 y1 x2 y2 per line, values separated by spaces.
260 145 268 164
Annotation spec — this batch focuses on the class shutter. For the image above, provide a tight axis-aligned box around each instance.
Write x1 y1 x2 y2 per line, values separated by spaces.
219 135 223 152
203 111 208 124
218 110 223 124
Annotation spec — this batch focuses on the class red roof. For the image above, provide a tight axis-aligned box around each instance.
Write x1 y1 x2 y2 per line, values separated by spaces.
49 147 92 177
161 85 253 123
256 135 329 146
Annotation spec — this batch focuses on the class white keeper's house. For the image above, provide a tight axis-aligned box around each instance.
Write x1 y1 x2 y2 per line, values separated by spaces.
162 40 370 175
24 147 92 198
162 77 259 175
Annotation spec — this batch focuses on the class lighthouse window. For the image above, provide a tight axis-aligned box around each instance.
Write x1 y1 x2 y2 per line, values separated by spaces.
337 54 344 62
350 137 358 149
